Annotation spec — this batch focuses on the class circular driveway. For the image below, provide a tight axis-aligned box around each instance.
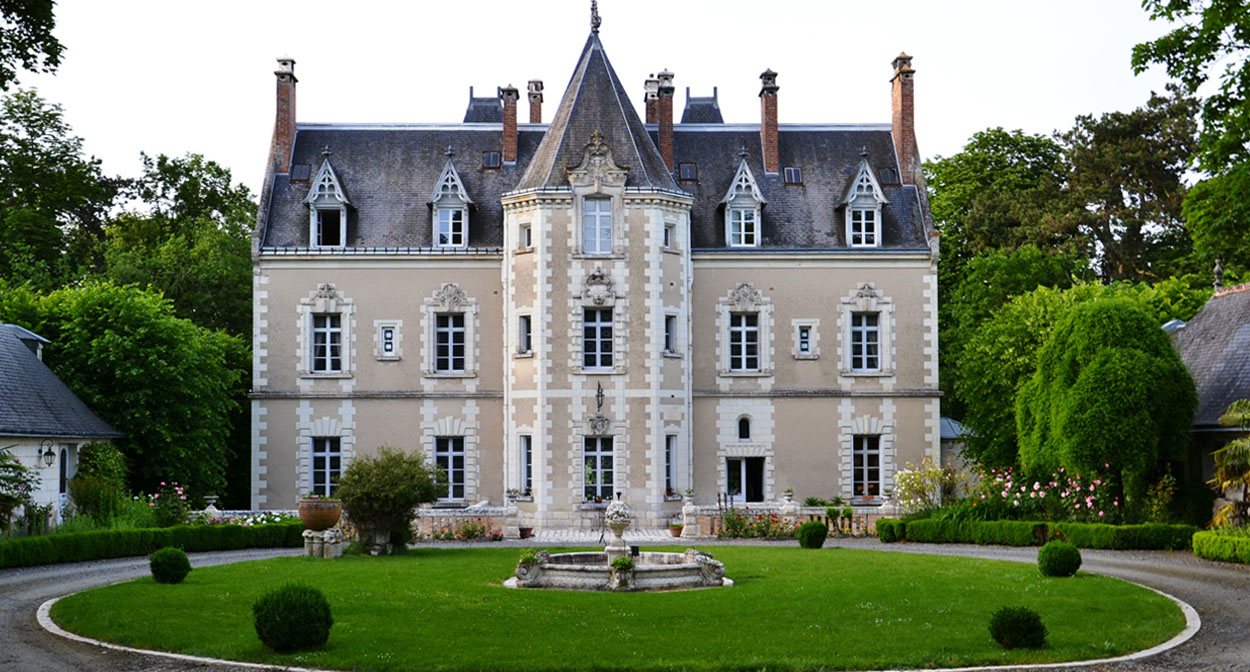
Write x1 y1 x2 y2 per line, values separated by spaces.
2 540 1247 671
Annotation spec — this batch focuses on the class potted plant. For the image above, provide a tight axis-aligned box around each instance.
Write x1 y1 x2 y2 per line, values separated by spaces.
668 515 684 537
297 492 342 531
783 488 795 503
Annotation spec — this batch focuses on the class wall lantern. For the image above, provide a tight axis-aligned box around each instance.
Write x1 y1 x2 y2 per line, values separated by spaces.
40 439 55 467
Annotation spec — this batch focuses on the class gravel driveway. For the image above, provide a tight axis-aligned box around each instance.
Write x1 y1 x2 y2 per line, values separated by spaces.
2 540 1247 671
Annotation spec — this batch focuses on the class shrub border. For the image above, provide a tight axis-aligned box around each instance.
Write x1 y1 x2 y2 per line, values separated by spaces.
0 522 304 569
876 518 1197 550
1191 531 1250 564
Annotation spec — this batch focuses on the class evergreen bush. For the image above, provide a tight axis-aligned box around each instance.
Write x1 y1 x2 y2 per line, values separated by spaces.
797 520 828 548
149 546 191 584
988 606 1047 649
1037 540 1082 577
336 446 437 554
252 583 333 652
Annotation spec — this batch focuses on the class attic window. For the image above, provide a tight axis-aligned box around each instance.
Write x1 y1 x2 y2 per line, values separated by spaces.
879 167 898 184
783 167 802 184
290 164 311 181
679 162 697 181
483 151 501 169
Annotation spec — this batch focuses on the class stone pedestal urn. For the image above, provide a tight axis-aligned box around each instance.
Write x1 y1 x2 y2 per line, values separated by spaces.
681 494 700 539
297 498 342 531
603 500 633 561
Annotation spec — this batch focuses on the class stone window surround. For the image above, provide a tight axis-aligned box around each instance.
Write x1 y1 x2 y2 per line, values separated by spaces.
716 283 773 378
373 319 402 361
792 318 820 360
295 410 355 500
422 415 479 506
837 412 896 505
572 267 626 375
421 283 479 379
716 398 775 503
839 283 894 378
297 284 355 379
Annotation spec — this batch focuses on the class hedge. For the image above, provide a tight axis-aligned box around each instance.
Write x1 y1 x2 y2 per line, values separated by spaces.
0 522 305 569
878 519 1197 550
1191 531 1250 564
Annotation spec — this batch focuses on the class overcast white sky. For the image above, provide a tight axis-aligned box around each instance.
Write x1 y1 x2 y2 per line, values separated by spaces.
17 0 1176 197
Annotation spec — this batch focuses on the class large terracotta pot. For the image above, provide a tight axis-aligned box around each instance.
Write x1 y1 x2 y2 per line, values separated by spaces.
298 499 342 531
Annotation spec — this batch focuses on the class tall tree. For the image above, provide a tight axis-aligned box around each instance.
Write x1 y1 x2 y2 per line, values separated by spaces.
0 1 63 91
1183 162 1250 270
1059 89 1198 282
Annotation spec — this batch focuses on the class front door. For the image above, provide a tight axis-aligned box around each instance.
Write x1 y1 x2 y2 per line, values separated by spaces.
58 447 68 520
726 457 764 504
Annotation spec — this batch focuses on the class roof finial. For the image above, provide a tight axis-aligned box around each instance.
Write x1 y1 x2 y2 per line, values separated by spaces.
321 146 332 158
738 146 749 160
591 0 601 34
860 146 869 158
1214 258 1224 290
445 145 455 158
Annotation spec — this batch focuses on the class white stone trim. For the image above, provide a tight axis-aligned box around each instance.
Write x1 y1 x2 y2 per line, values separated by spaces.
715 283 774 380
373 319 403 360
294 400 355 502
716 398 775 502
421 283 480 380
296 283 356 382
836 402 895 501
838 282 895 382
420 401 481 504
791 318 820 360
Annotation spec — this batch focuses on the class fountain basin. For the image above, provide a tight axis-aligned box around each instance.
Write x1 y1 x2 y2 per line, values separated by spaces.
504 548 732 592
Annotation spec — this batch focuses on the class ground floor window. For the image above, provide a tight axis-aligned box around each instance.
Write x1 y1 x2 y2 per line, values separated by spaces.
665 434 677 495
435 436 465 500
583 437 613 501
726 456 764 503
520 434 532 495
311 437 341 497
852 435 880 498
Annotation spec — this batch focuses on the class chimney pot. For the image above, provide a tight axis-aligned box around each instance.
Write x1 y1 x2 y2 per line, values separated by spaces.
891 52 918 185
657 69 675 171
527 80 543 123
644 74 660 124
268 56 298 174
759 69 779 174
500 84 519 163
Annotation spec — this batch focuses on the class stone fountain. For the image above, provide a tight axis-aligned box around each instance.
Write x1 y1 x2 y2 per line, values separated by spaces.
503 500 732 592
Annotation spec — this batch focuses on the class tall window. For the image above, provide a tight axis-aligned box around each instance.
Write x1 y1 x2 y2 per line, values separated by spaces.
582 198 612 254
518 315 532 354
729 313 759 371
435 437 465 501
852 435 881 498
850 312 880 371
850 208 877 246
582 308 613 370
583 436 613 501
520 435 533 494
664 314 677 353
729 208 758 247
311 437 341 497
738 417 751 441
436 208 466 247
665 434 677 494
311 314 342 373
435 314 466 373
315 209 343 247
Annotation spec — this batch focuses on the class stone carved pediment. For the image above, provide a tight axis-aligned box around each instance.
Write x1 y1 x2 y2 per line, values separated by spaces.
587 413 612 436
727 283 762 311
582 267 617 306
432 283 469 311
566 131 629 192
311 283 340 312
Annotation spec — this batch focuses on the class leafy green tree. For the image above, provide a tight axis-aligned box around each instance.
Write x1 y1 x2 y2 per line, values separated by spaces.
0 1 63 91
1210 399 1250 527
1183 162 1250 272
336 447 438 553
1133 0 1250 173
1015 300 1196 509
0 281 242 495
0 446 38 530
1059 89 1199 282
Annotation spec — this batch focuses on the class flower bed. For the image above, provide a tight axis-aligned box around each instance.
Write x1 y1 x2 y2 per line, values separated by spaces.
877 518 1197 550
1191 530 1250 564
717 510 797 539
0 521 304 569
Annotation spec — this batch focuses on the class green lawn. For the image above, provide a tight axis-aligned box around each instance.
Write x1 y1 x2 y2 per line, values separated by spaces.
50 547 1184 671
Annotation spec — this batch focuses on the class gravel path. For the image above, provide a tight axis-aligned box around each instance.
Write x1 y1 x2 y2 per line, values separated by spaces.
2 539 1247 671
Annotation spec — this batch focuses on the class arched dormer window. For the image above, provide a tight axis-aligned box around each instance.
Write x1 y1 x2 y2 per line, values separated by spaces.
721 157 766 248
842 159 887 248
738 417 751 441
304 159 350 248
429 158 474 248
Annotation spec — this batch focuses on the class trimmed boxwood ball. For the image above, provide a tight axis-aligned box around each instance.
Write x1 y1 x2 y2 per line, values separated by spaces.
797 521 829 549
989 606 1047 649
148 546 191 584
253 583 333 652
1038 540 1082 577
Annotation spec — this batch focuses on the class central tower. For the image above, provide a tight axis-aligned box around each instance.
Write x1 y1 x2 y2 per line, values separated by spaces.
501 17 693 528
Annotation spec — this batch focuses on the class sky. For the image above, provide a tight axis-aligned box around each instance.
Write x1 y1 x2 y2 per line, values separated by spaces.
16 0 1178 197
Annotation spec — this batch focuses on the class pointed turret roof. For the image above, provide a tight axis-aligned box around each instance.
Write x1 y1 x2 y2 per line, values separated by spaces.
515 32 676 192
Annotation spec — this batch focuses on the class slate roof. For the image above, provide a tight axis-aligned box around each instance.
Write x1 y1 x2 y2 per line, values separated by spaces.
0 325 124 439
940 417 971 441
1172 284 1250 429
258 29 932 253
681 90 723 124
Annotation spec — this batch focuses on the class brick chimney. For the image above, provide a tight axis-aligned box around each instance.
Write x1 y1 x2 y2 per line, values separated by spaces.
657 69 675 172
527 80 543 123
500 84 519 163
268 57 297 174
644 74 660 124
891 52 917 185
759 69 779 174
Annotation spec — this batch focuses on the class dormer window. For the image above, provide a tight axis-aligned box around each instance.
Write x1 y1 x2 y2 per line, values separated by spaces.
304 159 350 249
721 156 766 249
429 157 474 248
842 160 887 249
483 151 501 169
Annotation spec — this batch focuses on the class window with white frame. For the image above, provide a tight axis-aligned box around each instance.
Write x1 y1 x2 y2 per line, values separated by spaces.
375 321 401 360
850 312 880 372
729 312 759 372
582 197 612 254
435 437 465 501
436 207 467 247
849 208 877 247
518 314 532 355
315 209 344 247
665 434 677 495
728 208 758 247
664 314 678 354
843 164 885 248
663 222 676 248
852 435 881 498
582 308 613 370
306 160 349 249
520 435 532 495
721 157 766 249
311 314 342 373
381 325 396 356
798 325 812 354
435 313 466 373
583 436 613 501
520 223 532 249
310 437 341 497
